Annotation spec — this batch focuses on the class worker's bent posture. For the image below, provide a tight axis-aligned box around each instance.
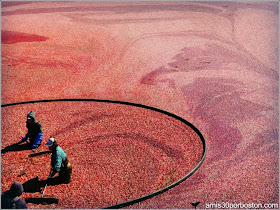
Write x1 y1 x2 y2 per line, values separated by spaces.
46 138 72 184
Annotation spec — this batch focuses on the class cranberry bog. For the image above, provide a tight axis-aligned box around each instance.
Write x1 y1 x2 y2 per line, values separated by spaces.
1 1 279 209
1 100 205 208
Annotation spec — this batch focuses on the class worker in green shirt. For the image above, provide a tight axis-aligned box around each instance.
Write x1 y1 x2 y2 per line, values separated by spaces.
46 138 72 184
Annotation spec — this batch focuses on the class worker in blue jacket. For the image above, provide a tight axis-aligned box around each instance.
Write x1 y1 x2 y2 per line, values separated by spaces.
21 111 43 149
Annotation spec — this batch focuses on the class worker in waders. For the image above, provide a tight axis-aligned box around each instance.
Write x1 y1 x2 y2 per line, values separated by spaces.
1 182 27 209
21 111 43 149
46 138 72 184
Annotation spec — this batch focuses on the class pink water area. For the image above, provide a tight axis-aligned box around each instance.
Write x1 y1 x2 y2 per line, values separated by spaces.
1 30 49 44
1 4 221 16
1 1 32 8
1 1 278 209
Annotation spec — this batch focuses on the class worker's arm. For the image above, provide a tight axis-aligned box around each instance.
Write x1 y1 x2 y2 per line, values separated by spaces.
31 133 43 149
49 152 62 178
21 132 29 142
48 168 58 178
